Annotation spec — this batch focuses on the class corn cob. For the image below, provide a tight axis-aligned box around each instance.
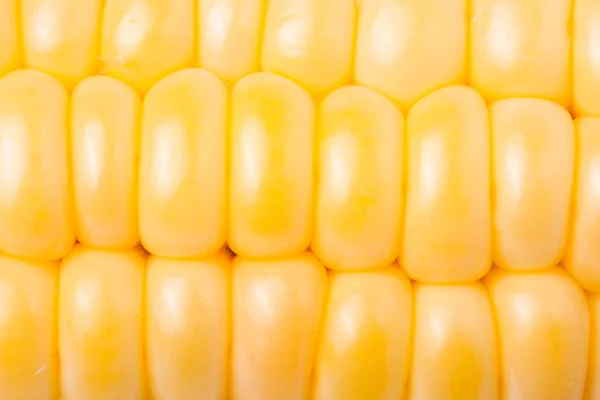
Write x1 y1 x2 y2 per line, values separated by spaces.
0 0 600 399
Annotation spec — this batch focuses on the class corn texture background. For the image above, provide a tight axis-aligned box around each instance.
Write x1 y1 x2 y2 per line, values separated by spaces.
0 0 600 399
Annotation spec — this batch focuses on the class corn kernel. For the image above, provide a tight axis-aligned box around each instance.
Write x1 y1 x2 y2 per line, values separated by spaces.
565 117 600 292
146 251 231 400
485 267 589 400
401 85 491 283
470 0 571 106
408 283 497 400
491 98 574 271
261 0 355 97
100 0 194 93
0 0 19 77
229 72 314 257
0 69 74 261
139 69 227 257
197 0 266 86
71 76 141 250
312 266 413 400
573 0 600 117
21 0 100 89
0 255 58 399
232 252 326 400
355 0 467 111
586 292 600 399
59 245 146 400
313 85 404 270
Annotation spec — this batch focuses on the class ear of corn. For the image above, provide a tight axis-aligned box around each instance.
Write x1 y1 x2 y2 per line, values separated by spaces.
1 1 600 399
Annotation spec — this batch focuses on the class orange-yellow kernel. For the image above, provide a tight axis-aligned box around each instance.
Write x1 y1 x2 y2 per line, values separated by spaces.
408 283 498 400
355 0 467 111
229 72 314 257
261 0 355 97
71 76 141 250
197 0 267 86
146 251 232 400
21 0 101 88
100 0 195 93
59 245 146 400
470 0 571 106
313 85 404 270
232 252 326 400
0 69 74 261
565 117 600 293
312 266 413 400
0 0 19 76
491 98 574 271
485 267 589 400
0 255 58 399
402 85 491 283
139 69 227 257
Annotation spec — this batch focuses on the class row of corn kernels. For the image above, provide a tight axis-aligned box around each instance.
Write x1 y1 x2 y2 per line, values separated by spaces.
1 0 600 113
1 244 595 400
1 67 598 289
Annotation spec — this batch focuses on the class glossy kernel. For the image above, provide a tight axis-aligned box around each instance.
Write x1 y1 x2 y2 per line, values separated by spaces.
491 98 574 271
355 0 467 111
100 0 195 93
139 69 228 257
0 0 19 77
573 0 600 117
312 266 413 400
229 72 314 257
469 0 571 106
313 85 404 270
565 117 600 292
408 283 498 400
0 255 58 399
232 252 326 400
59 245 146 400
485 267 589 400
402 85 491 283
586 292 600 399
197 0 267 86
261 0 355 97
71 76 141 250
0 69 74 261
146 252 232 400
21 0 101 89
